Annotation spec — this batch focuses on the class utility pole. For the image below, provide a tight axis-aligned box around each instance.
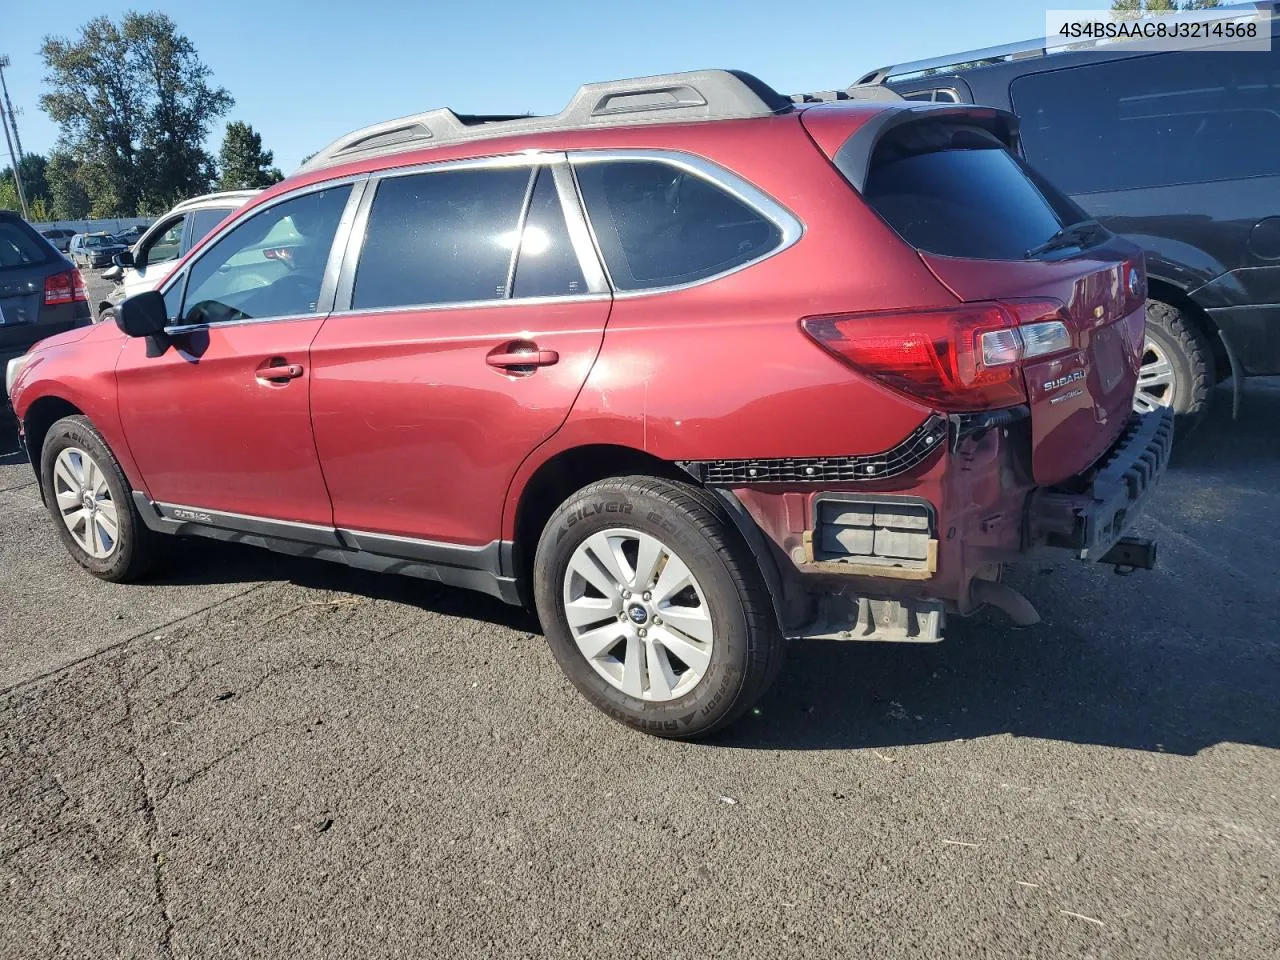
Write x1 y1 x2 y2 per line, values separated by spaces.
0 57 25 160
0 56 29 220
0 100 28 220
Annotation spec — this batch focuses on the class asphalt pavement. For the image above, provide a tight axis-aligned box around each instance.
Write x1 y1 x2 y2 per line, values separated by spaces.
2 313 1277 957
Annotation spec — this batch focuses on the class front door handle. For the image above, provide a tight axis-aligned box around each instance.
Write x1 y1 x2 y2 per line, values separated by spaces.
256 359 305 383
486 342 559 370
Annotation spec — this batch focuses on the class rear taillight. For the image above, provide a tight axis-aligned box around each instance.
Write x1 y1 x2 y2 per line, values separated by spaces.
801 300 1073 413
43 269 89 306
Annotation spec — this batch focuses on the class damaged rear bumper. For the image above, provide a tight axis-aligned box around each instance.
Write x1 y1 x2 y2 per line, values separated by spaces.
1025 406 1174 561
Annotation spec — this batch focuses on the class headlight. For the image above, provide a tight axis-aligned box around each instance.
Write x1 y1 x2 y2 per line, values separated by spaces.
5 352 34 400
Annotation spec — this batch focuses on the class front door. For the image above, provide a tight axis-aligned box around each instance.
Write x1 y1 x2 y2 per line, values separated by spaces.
116 183 357 525
309 160 611 547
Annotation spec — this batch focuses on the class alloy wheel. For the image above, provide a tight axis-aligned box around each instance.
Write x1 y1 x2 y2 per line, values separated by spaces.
1134 336 1175 414
52 447 120 559
562 528 714 702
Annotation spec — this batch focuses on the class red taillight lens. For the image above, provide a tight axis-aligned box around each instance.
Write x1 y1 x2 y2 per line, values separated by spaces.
43 269 89 306
801 300 1071 413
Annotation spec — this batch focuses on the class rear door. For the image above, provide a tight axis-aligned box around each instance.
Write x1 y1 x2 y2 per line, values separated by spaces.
811 107 1146 484
309 156 611 548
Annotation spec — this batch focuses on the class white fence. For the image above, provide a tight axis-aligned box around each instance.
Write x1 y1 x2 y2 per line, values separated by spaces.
31 217 154 234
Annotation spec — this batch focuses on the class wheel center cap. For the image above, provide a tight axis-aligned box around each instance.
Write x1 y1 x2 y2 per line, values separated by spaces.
82 491 95 511
626 604 649 625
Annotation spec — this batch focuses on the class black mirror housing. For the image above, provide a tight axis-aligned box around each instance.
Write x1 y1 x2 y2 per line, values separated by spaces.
113 249 134 268
115 290 170 338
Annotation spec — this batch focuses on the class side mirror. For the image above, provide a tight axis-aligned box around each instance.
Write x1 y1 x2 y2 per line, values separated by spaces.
101 264 123 282
115 290 170 338
113 249 135 268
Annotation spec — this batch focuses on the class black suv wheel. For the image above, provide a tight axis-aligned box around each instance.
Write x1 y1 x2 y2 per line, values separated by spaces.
1135 300 1214 433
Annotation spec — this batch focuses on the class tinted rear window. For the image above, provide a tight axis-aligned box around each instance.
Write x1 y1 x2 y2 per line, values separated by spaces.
862 126 1080 260
0 220 51 268
1012 49 1280 194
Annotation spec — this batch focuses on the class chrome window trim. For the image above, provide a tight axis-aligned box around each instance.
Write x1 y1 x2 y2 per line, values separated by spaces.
327 291 612 323
156 173 371 323
567 148 805 297
330 151 612 316
164 312 330 337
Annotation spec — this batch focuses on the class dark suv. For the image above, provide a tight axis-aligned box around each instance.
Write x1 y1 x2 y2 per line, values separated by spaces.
1 212 91 387
858 2 1280 427
7 70 1171 738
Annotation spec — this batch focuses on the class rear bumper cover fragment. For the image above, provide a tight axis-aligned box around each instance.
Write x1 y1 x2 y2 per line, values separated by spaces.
1027 406 1174 561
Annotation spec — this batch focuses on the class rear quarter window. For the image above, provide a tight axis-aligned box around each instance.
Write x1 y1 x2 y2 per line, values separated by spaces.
573 159 783 291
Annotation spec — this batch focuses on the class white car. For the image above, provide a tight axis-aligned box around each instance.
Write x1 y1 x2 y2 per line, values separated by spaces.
98 189 261 319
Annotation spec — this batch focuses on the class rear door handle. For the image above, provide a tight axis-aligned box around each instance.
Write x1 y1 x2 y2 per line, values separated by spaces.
486 344 559 369
256 360 305 383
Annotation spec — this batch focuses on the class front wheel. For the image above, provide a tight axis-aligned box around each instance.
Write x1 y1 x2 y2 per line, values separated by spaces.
39 415 162 582
533 476 784 739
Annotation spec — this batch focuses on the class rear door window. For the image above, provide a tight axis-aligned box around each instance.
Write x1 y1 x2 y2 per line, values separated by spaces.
573 159 783 291
511 169 587 299
860 123 1085 260
352 166 532 310
1012 49 1280 193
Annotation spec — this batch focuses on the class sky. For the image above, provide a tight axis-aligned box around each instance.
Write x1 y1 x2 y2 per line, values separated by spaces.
2 0 1086 173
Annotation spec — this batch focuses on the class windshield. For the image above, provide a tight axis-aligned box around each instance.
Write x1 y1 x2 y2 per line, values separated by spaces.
83 235 114 247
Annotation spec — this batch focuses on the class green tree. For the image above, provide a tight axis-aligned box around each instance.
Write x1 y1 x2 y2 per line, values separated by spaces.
0 154 52 213
218 121 284 189
1112 0 1222 11
0 178 18 213
40 11 232 216
44 151 93 220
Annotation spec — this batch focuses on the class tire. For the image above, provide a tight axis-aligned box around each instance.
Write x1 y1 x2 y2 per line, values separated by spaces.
39 414 161 582
1136 300 1214 434
533 476 784 740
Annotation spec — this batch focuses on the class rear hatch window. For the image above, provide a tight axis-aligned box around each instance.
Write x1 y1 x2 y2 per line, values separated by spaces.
0 220 52 269
816 111 1146 483
863 126 1080 260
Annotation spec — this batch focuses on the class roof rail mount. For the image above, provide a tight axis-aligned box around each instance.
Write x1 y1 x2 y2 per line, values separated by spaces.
300 69 797 172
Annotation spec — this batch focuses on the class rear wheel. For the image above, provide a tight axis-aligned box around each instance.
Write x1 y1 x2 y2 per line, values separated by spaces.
39 415 161 582
533 476 784 739
1135 300 1214 433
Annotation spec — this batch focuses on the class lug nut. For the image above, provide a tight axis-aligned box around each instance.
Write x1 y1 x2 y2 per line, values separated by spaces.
653 618 662 626
622 589 632 599
642 591 651 601
638 628 647 637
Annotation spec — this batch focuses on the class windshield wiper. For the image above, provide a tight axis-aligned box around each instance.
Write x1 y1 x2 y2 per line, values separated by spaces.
1025 219 1105 260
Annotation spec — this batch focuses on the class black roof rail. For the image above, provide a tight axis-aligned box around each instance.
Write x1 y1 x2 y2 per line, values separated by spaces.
300 69 795 172
855 0 1278 85
790 84 904 104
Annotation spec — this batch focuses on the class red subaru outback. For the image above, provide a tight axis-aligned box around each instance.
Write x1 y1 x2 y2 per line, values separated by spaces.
6 71 1171 738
